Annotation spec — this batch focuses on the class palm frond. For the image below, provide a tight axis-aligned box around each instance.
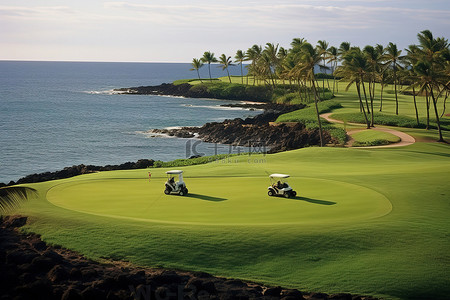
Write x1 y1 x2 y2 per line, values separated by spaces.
0 187 37 215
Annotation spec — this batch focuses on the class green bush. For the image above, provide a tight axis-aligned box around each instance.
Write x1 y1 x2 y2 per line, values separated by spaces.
152 154 241 168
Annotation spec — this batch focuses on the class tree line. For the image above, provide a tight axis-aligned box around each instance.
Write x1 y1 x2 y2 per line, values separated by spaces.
191 30 449 144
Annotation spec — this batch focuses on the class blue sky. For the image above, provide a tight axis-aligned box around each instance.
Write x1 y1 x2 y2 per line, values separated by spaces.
1 0 449 62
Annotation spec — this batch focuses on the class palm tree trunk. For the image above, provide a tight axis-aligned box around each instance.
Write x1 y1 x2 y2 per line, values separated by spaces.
240 63 243 84
379 82 384 112
197 70 203 83
361 77 371 116
356 83 370 129
311 80 324 147
413 86 419 126
208 63 212 82
430 87 444 142
426 89 430 130
226 67 231 83
441 91 448 118
394 68 398 115
368 80 374 127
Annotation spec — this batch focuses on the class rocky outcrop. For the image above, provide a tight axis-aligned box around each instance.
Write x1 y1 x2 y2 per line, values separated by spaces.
4 160 154 187
0 215 379 300
114 82 274 102
150 105 336 154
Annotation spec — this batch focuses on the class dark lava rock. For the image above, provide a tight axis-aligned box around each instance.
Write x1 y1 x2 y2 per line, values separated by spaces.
3 215 27 228
62 287 83 300
310 292 330 300
30 256 56 272
6 248 39 265
47 264 69 282
281 289 304 299
329 293 353 300
264 286 282 297
82 286 107 300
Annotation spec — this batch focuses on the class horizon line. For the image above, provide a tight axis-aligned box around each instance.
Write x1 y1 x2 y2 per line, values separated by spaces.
0 59 193 64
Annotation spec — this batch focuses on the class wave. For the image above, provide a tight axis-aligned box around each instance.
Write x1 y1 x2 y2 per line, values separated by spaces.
83 89 126 95
181 104 263 111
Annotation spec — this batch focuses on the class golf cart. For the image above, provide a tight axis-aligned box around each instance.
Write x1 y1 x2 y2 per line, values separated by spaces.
267 174 297 198
164 170 188 196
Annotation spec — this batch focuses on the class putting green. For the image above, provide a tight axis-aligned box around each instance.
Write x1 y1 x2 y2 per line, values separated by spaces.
47 176 391 226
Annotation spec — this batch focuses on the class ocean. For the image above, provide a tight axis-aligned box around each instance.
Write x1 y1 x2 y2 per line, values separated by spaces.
0 61 260 183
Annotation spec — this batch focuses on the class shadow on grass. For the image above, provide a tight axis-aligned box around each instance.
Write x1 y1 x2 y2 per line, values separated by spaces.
292 196 336 206
186 193 227 202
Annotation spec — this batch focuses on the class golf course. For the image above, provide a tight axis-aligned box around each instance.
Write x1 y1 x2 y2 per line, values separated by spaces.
4 76 447 299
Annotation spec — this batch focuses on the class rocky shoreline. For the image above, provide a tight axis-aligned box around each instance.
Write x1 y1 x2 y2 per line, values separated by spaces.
114 82 272 102
148 104 335 154
0 215 379 300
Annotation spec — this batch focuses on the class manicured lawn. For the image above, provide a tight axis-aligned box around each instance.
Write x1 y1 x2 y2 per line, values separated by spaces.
15 143 450 300
351 130 401 146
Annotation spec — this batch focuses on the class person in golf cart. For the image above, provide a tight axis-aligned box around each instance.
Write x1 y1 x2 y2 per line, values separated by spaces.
268 174 297 198
164 170 188 196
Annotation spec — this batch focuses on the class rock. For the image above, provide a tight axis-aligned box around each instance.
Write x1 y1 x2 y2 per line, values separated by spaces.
47 264 69 282
62 287 83 300
32 240 47 251
30 256 55 272
81 267 98 279
70 267 82 279
264 286 282 297
6 249 39 265
310 292 330 300
81 286 107 300
3 215 27 228
281 289 304 299
152 270 182 285
42 249 63 262
224 279 247 287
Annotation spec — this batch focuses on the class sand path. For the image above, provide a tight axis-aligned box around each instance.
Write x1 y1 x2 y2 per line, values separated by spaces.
320 113 415 148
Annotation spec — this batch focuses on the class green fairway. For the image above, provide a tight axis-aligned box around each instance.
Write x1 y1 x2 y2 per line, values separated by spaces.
14 143 450 300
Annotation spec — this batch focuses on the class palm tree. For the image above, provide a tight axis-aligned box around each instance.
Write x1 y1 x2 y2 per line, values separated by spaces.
327 46 338 95
317 40 329 99
219 54 233 83
414 60 447 142
336 48 371 129
263 43 279 88
375 44 387 111
411 30 450 141
190 58 204 83
384 42 404 115
246 45 262 85
234 50 246 84
201 51 218 82
297 42 325 146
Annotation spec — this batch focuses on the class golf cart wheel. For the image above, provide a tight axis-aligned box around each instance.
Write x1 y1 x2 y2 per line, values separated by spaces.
179 190 185 196
268 190 274 196
164 189 170 195
284 192 290 198
292 191 297 197
184 188 188 195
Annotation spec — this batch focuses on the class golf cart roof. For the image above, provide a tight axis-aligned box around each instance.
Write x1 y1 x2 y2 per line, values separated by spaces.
166 170 183 174
269 173 290 178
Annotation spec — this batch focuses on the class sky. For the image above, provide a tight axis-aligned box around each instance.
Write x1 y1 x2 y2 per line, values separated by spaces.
1 0 449 63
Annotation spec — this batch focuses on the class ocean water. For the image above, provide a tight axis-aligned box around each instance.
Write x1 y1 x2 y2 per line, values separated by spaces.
0 61 259 183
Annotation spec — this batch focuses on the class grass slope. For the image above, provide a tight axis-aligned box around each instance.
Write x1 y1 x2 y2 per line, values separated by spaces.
14 143 450 300
351 130 401 147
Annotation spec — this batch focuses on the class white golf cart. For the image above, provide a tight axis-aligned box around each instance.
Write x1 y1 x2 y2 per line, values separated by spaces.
164 170 188 196
267 174 297 198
